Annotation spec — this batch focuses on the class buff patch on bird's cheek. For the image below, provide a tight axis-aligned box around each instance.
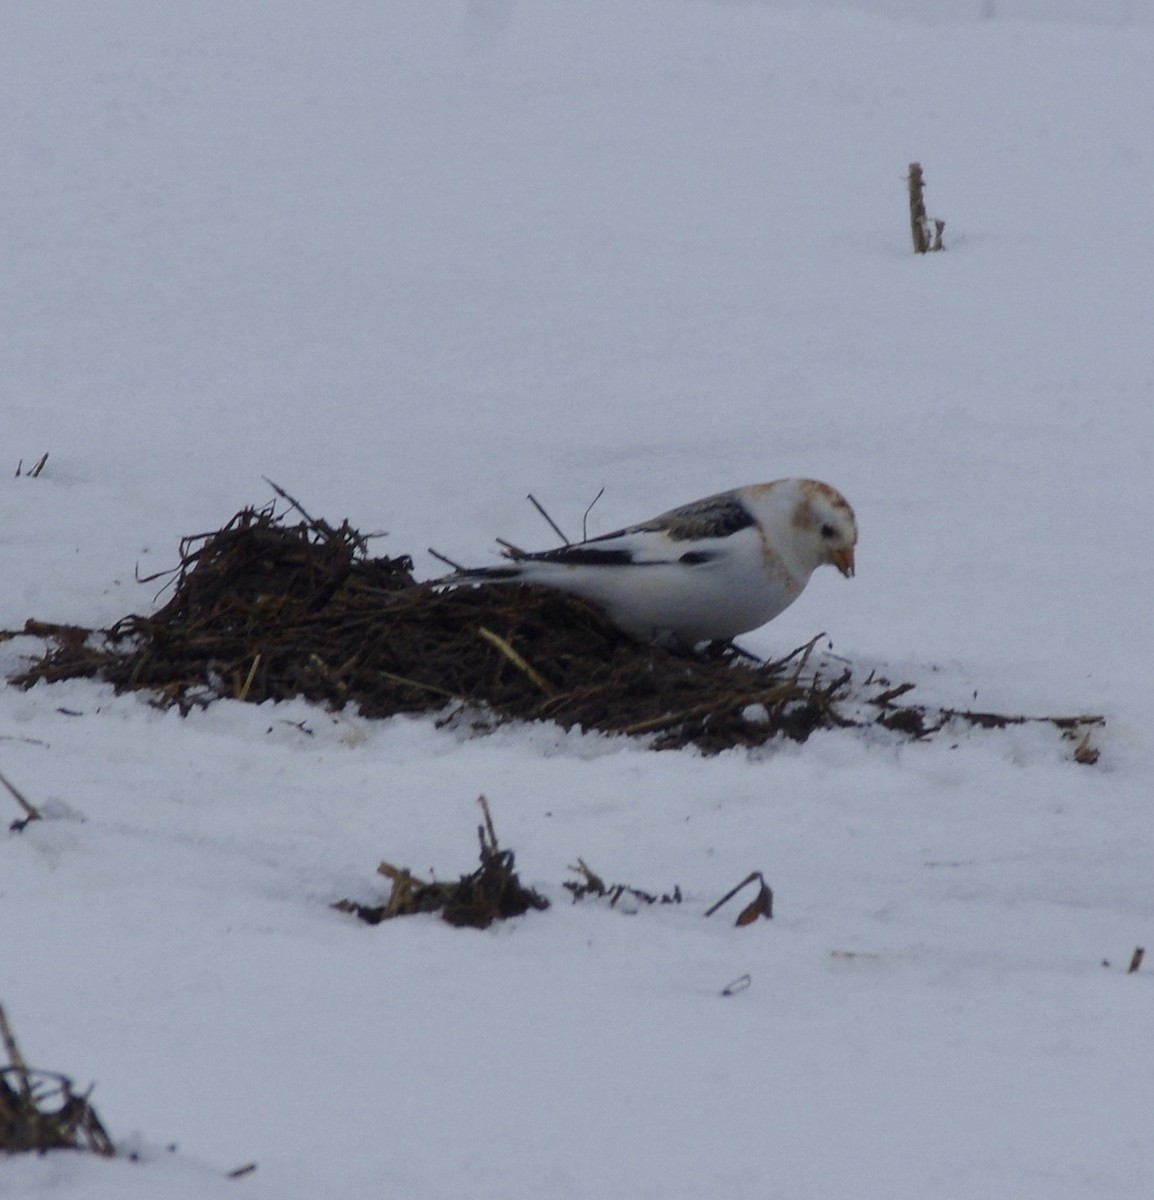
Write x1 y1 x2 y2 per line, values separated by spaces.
791 503 816 533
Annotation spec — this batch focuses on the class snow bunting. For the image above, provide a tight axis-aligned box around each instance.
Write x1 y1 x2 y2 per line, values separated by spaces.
446 479 857 644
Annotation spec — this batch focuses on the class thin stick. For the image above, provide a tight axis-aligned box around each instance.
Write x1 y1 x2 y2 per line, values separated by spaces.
908 162 931 253
871 682 917 706
526 493 570 546
0 1003 32 1100
371 668 458 700
477 626 557 695
237 653 261 702
788 632 825 684
581 486 605 542
478 794 498 849
263 477 327 531
427 546 466 573
15 452 49 479
764 633 826 675
705 871 764 918
0 769 41 822
264 477 368 552
495 538 528 560
721 974 752 997
1128 947 1145 974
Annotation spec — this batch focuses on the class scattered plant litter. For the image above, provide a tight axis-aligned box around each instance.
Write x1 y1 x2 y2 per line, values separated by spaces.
336 797 773 930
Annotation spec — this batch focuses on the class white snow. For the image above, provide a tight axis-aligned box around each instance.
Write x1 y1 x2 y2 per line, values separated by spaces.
2 2 1152 1197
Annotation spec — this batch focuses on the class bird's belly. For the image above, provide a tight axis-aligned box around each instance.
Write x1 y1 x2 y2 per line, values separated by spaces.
557 560 799 643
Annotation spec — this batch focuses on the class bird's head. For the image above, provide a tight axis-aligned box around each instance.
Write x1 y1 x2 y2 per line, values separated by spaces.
789 479 858 578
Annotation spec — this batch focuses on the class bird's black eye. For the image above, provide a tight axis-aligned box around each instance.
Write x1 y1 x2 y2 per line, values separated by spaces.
820 523 837 539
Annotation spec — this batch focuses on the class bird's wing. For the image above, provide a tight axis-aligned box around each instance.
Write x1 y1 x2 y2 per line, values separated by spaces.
641 491 758 541
511 492 755 568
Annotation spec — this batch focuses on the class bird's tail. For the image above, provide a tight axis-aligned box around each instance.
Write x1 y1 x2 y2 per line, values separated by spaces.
437 563 525 587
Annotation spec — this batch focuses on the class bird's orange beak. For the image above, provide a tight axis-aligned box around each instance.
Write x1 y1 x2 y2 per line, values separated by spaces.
830 547 855 578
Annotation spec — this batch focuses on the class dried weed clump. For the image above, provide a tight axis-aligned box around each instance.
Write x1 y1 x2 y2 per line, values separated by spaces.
335 796 549 929
0 1006 114 1158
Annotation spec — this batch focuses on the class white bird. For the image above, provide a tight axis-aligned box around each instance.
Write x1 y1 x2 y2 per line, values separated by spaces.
445 479 857 644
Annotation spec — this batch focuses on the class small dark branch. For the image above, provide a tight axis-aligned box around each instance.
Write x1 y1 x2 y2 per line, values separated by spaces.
581 487 605 542
567 858 607 897
788 632 825 684
526 493 570 546
763 633 826 675
705 870 774 925
721 974 752 997
0 1004 32 1102
495 537 528 560
15 452 49 479
427 546 466 573
908 162 930 253
263 477 327 533
478 794 498 852
0 769 42 829
908 163 945 254
263 477 369 554
1128 947 1145 974
870 682 918 707
705 638 762 663
227 1163 258 1179
134 560 181 585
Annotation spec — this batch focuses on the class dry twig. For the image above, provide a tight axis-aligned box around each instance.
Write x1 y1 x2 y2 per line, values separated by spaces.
908 162 946 254
0 770 41 831
705 871 774 926
15 453 49 479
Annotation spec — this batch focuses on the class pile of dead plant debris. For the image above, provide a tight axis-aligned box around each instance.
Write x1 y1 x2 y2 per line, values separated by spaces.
335 797 549 930
2 497 1103 757
0 1004 114 1157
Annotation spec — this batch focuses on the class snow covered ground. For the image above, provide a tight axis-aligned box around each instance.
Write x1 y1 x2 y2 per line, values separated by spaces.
3 2 1152 1196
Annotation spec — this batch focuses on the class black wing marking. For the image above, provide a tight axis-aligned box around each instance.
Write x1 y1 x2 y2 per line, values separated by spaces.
518 545 637 567
508 544 722 570
640 494 755 541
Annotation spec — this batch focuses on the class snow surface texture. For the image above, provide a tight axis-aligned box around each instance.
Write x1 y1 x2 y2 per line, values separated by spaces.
3 1 1152 1197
